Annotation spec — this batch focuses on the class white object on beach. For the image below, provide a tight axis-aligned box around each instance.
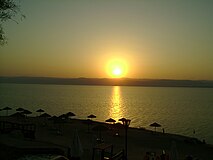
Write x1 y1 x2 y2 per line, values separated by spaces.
71 129 83 158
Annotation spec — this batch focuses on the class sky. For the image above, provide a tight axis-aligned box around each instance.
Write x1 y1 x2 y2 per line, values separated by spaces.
0 0 213 80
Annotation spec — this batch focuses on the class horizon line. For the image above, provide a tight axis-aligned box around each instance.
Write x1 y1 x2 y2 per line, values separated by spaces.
0 76 213 82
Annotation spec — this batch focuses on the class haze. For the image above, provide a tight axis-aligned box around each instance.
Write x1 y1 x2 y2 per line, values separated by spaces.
0 0 212 80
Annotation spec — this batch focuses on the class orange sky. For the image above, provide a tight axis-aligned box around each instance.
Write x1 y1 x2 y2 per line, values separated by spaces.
0 0 212 80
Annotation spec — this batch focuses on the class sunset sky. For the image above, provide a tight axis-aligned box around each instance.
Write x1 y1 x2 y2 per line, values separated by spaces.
0 0 212 80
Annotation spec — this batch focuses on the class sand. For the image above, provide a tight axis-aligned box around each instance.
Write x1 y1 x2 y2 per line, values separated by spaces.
0 116 213 160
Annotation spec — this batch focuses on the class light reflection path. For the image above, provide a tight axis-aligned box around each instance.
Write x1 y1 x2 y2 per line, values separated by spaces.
109 86 123 122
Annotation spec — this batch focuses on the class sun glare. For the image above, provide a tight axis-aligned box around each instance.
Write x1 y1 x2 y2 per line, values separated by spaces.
113 68 122 76
106 59 128 78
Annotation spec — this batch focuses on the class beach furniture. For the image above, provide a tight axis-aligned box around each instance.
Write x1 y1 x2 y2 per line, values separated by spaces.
0 121 36 139
92 124 109 143
92 143 113 160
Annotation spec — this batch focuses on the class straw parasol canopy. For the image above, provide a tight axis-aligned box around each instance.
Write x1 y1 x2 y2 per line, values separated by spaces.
118 117 127 122
2 107 12 116
87 114 96 119
16 107 25 112
40 113 51 118
36 109 45 116
66 112 76 118
149 122 161 132
105 118 116 124
22 109 32 117
10 112 25 118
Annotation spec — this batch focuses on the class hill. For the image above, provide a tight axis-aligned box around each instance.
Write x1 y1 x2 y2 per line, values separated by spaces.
0 77 213 88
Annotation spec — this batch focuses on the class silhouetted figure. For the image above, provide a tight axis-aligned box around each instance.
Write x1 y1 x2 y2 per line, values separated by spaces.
193 129 195 135
162 128 165 134
202 139 206 144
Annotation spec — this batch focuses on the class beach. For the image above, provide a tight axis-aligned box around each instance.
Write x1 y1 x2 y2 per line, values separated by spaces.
0 116 213 160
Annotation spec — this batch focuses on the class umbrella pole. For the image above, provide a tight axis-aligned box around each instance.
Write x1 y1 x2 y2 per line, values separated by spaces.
99 131 102 140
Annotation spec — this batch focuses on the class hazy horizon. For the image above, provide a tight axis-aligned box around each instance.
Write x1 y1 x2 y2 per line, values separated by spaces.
1 0 213 80
1 75 213 81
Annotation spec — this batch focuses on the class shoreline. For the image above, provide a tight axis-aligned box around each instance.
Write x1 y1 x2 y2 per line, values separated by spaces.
1 116 213 160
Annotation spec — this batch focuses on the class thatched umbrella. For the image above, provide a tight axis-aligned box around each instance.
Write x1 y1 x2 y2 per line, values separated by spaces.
36 109 45 116
40 113 51 118
10 112 25 118
87 114 96 120
22 109 32 117
105 118 116 124
16 107 25 112
2 107 12 116
66 112 76 119
150 122 161 132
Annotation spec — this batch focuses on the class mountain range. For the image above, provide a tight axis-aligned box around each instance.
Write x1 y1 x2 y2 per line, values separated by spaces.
0 76 213 88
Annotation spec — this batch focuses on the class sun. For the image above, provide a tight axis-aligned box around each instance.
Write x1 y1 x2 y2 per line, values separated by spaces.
106 59 128 78
113 68 122 76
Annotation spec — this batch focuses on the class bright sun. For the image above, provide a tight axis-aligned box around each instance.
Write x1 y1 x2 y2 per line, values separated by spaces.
106 59 128 78
113 68 122 76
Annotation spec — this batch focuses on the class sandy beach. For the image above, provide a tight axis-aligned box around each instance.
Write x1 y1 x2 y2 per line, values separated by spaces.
0 116 213 160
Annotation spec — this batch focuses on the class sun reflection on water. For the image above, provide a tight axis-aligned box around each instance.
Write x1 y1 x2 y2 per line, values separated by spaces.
109 86 123 121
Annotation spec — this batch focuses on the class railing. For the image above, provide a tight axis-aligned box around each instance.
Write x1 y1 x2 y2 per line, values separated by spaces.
111 150 124 160
0 121 36 139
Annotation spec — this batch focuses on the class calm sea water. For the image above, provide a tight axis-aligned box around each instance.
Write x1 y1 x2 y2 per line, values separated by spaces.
0 83 213 144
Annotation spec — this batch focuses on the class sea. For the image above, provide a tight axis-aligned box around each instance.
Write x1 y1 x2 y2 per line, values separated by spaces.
0 83 213 144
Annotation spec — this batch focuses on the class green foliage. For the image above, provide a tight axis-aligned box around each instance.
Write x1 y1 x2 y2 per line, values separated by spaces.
0 24 6 45
0 0 22 45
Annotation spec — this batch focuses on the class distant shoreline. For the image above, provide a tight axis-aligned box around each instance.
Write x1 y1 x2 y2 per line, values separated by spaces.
1 76 213 88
